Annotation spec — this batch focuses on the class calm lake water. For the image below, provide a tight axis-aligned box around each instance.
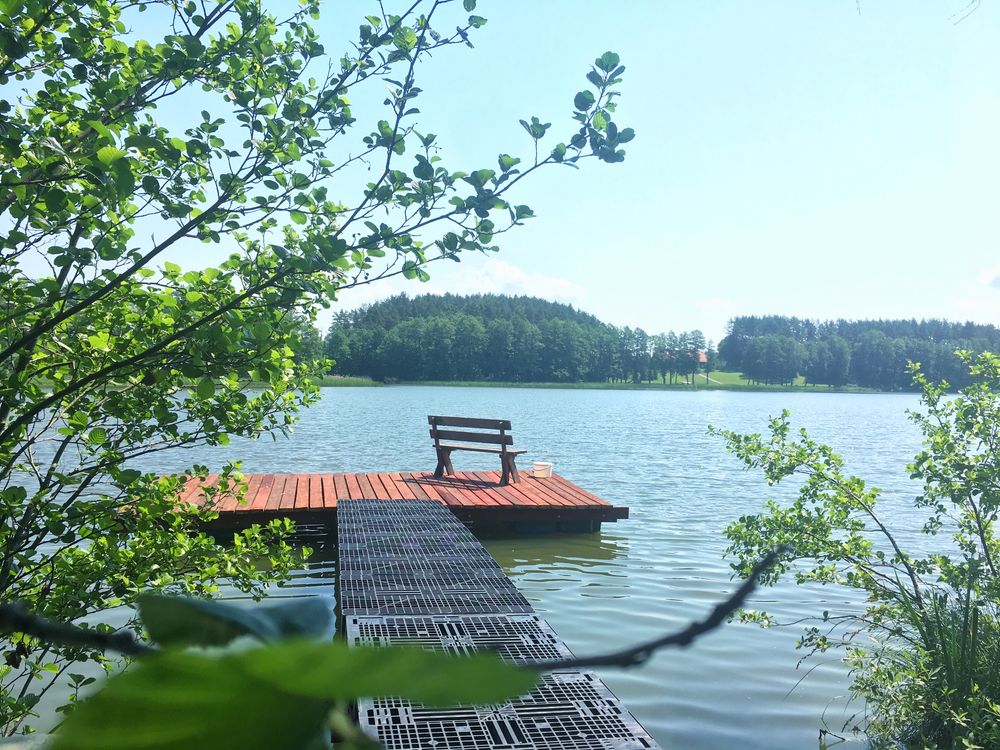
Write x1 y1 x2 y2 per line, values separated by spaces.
144 385 926 749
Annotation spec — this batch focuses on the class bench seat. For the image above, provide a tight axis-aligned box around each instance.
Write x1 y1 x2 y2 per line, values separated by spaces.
436 444 527 455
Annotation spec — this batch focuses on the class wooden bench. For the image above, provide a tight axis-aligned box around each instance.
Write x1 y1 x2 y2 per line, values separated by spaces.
428 416 527 486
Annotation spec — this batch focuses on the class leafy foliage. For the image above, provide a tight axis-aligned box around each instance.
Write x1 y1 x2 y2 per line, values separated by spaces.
0 0 630 734
325 293 712 384
712 351 1000 747
719 315 1000 389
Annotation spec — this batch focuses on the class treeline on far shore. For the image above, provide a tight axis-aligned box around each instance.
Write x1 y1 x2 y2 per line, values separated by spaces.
719 315 1000 390
319 293 716 384
300 294 1000 391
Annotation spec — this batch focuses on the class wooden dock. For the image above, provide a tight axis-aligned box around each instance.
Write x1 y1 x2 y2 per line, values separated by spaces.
179 470 628 532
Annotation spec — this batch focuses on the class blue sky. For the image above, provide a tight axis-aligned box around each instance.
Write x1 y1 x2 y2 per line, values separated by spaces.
308 0 1000 341
84 1 1000 341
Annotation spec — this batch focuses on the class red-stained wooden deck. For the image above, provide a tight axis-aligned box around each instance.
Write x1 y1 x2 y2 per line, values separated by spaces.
178 471 627 531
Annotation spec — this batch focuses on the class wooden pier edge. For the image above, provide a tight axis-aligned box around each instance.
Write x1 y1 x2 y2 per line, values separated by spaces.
179 470 629 533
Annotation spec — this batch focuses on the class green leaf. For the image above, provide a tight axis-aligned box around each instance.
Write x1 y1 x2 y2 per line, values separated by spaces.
618 127 636 143
113 159 135 194
50 649 331 750
86 120 114 141
497 154 520 172
139 595 333 647
246 641 537 706
393 27 417 51
96 146 125 166
519 116 551 140
87 331 111 351
289 210 307 225
87 428 108 446
595 51 621 73
413 156 434 180
52 642 535 750
573 90 596 111
461 169 495 192
463 0 476 10
195 377 215 399
117 469 142 485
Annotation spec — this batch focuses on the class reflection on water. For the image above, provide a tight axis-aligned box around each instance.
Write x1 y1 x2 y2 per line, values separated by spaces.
484 532 631 599
220 524 338 609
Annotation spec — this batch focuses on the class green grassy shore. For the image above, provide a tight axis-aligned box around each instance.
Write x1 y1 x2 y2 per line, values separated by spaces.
314 371 879 393
312 375 382 387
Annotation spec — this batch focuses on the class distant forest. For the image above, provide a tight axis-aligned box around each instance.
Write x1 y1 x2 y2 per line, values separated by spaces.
318 295 1000 390
718 315 1000 390
323 294 713 383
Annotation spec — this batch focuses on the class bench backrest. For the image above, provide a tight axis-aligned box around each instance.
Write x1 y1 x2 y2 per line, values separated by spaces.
428 415 513 453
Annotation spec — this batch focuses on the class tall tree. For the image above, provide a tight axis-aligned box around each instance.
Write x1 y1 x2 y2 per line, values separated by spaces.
0 0 631 732
651 333 669 384
804 339 831 386
324 325 351 373
686 329 707 384
826 335 851 386
291 319 325 367
704 339 718 383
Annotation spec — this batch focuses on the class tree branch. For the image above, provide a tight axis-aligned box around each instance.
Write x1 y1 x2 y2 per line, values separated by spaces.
0 602 154 658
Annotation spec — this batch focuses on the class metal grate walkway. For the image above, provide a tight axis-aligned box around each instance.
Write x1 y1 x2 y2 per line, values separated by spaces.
338 499 661 750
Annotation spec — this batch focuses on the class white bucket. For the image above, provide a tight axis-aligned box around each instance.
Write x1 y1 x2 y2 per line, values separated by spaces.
531 461 553 478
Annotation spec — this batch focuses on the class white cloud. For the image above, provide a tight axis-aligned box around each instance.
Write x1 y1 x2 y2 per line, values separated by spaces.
977 263 1000 290
952 265 1000 322
429 258 587 307
693 297 737 340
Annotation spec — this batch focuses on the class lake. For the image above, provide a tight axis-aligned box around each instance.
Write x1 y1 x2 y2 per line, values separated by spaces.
143 385 927 749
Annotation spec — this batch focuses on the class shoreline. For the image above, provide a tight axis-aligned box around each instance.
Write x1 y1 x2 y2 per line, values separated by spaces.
317 377 891 394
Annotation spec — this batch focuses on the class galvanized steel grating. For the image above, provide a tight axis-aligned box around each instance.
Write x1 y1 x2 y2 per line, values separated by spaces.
339 529 481 548
341 569 510 588
337 499 529 615
340 555 505 577
358 672 661 750
346 614 574 665
336 499 660 749
340 583 532 616
337 498 455 521
338 535 497 560
339 517 479 541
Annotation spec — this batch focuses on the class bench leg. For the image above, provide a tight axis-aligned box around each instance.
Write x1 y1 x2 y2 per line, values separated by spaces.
434 448 454 478
499 454 520 486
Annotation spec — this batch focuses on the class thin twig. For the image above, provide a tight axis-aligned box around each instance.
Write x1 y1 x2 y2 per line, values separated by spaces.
0 602 154 657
